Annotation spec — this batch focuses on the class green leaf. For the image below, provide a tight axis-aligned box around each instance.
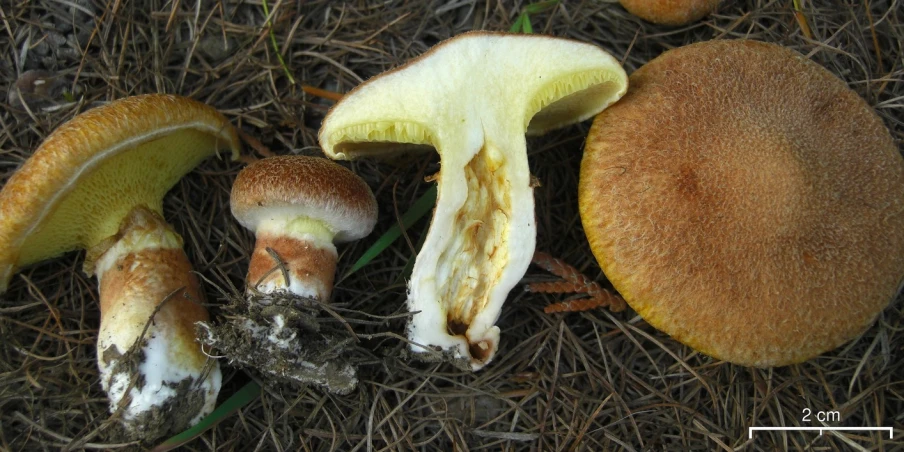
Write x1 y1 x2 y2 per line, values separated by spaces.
524 0 559 14
261 0 296 85
510 0 559 34
344 184 437 278
152 381 262 452
509 14 525 33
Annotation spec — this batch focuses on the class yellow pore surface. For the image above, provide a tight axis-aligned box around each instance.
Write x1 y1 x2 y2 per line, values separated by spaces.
0 94 239 289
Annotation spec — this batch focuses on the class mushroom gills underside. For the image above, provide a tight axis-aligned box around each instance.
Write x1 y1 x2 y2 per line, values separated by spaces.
10 129 228 274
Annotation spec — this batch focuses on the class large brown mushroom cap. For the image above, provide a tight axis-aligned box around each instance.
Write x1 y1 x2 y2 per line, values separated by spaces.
619 0 720 26
579 40 904 367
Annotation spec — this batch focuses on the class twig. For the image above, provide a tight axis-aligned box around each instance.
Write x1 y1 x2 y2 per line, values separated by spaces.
527 251 626 313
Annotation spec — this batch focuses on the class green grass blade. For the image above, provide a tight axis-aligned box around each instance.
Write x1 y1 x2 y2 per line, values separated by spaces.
151 380 262 452
524 0 559 14
261 0 296 85
395 223 430 284
344 184 437 278
509 13 525 33
511 0 558 34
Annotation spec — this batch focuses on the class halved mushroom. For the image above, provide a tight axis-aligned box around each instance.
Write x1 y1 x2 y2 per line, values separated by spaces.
580 40 904 367
319 31 628 370
198 155 377 394
0 94 240 440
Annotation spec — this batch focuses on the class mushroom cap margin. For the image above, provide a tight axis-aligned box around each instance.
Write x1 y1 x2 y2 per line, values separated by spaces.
619 0 721 26
318 31 628 161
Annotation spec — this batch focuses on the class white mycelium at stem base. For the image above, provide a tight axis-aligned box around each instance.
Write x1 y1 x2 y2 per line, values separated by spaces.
92 206 221 436
319 32 628 370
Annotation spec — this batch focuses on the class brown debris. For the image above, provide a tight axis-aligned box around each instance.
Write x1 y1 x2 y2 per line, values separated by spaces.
527 251 627 314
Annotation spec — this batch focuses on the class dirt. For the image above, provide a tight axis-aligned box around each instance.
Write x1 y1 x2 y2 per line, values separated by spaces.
198 294 360 395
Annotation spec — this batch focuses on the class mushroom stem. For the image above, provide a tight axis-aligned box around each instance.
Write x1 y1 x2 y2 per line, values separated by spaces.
91 206 220 440
408 134 532 368
246 217 338 303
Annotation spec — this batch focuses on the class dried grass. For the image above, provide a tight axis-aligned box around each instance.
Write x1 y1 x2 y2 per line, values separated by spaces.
1 0 902 450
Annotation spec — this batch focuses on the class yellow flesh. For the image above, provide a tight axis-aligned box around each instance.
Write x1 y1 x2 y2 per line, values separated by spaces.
256 215 336 247
438 143 511 331
325 72 622 339
18 130 222 267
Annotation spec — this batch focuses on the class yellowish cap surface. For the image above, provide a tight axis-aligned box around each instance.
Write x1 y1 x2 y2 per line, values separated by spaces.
0 94 240 292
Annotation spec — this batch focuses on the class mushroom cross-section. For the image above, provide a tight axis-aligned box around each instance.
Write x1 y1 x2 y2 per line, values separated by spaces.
0 94 240 441
580 40 904 367
319 31 628 370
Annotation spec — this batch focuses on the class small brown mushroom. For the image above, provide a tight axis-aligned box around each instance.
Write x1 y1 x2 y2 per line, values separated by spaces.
579 40 904 367
619 0 720 26
198 155 377 394
231 155 378 303
0 94 240 440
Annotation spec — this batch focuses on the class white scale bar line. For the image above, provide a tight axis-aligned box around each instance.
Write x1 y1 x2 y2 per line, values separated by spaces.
749 427 894 439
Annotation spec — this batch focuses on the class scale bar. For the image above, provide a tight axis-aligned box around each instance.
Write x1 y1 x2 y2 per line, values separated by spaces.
749 427 894 439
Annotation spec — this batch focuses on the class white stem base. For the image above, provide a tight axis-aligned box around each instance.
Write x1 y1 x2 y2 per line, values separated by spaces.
93 206 221 440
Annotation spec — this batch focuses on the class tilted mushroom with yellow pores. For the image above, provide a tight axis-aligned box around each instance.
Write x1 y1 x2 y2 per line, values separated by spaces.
580 40 904 367
0 94 240 441
319 31 628 370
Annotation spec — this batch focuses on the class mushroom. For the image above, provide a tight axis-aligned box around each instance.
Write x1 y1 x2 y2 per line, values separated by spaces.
579 40 904 367
197 155 377 394
0 94 240 440
231 155 378 302
318 31 628 370
618 0 720 26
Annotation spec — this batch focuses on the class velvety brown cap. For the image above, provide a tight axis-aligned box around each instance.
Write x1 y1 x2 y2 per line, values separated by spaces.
619 0 720 26
580 40 904 367
231 155 378 242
